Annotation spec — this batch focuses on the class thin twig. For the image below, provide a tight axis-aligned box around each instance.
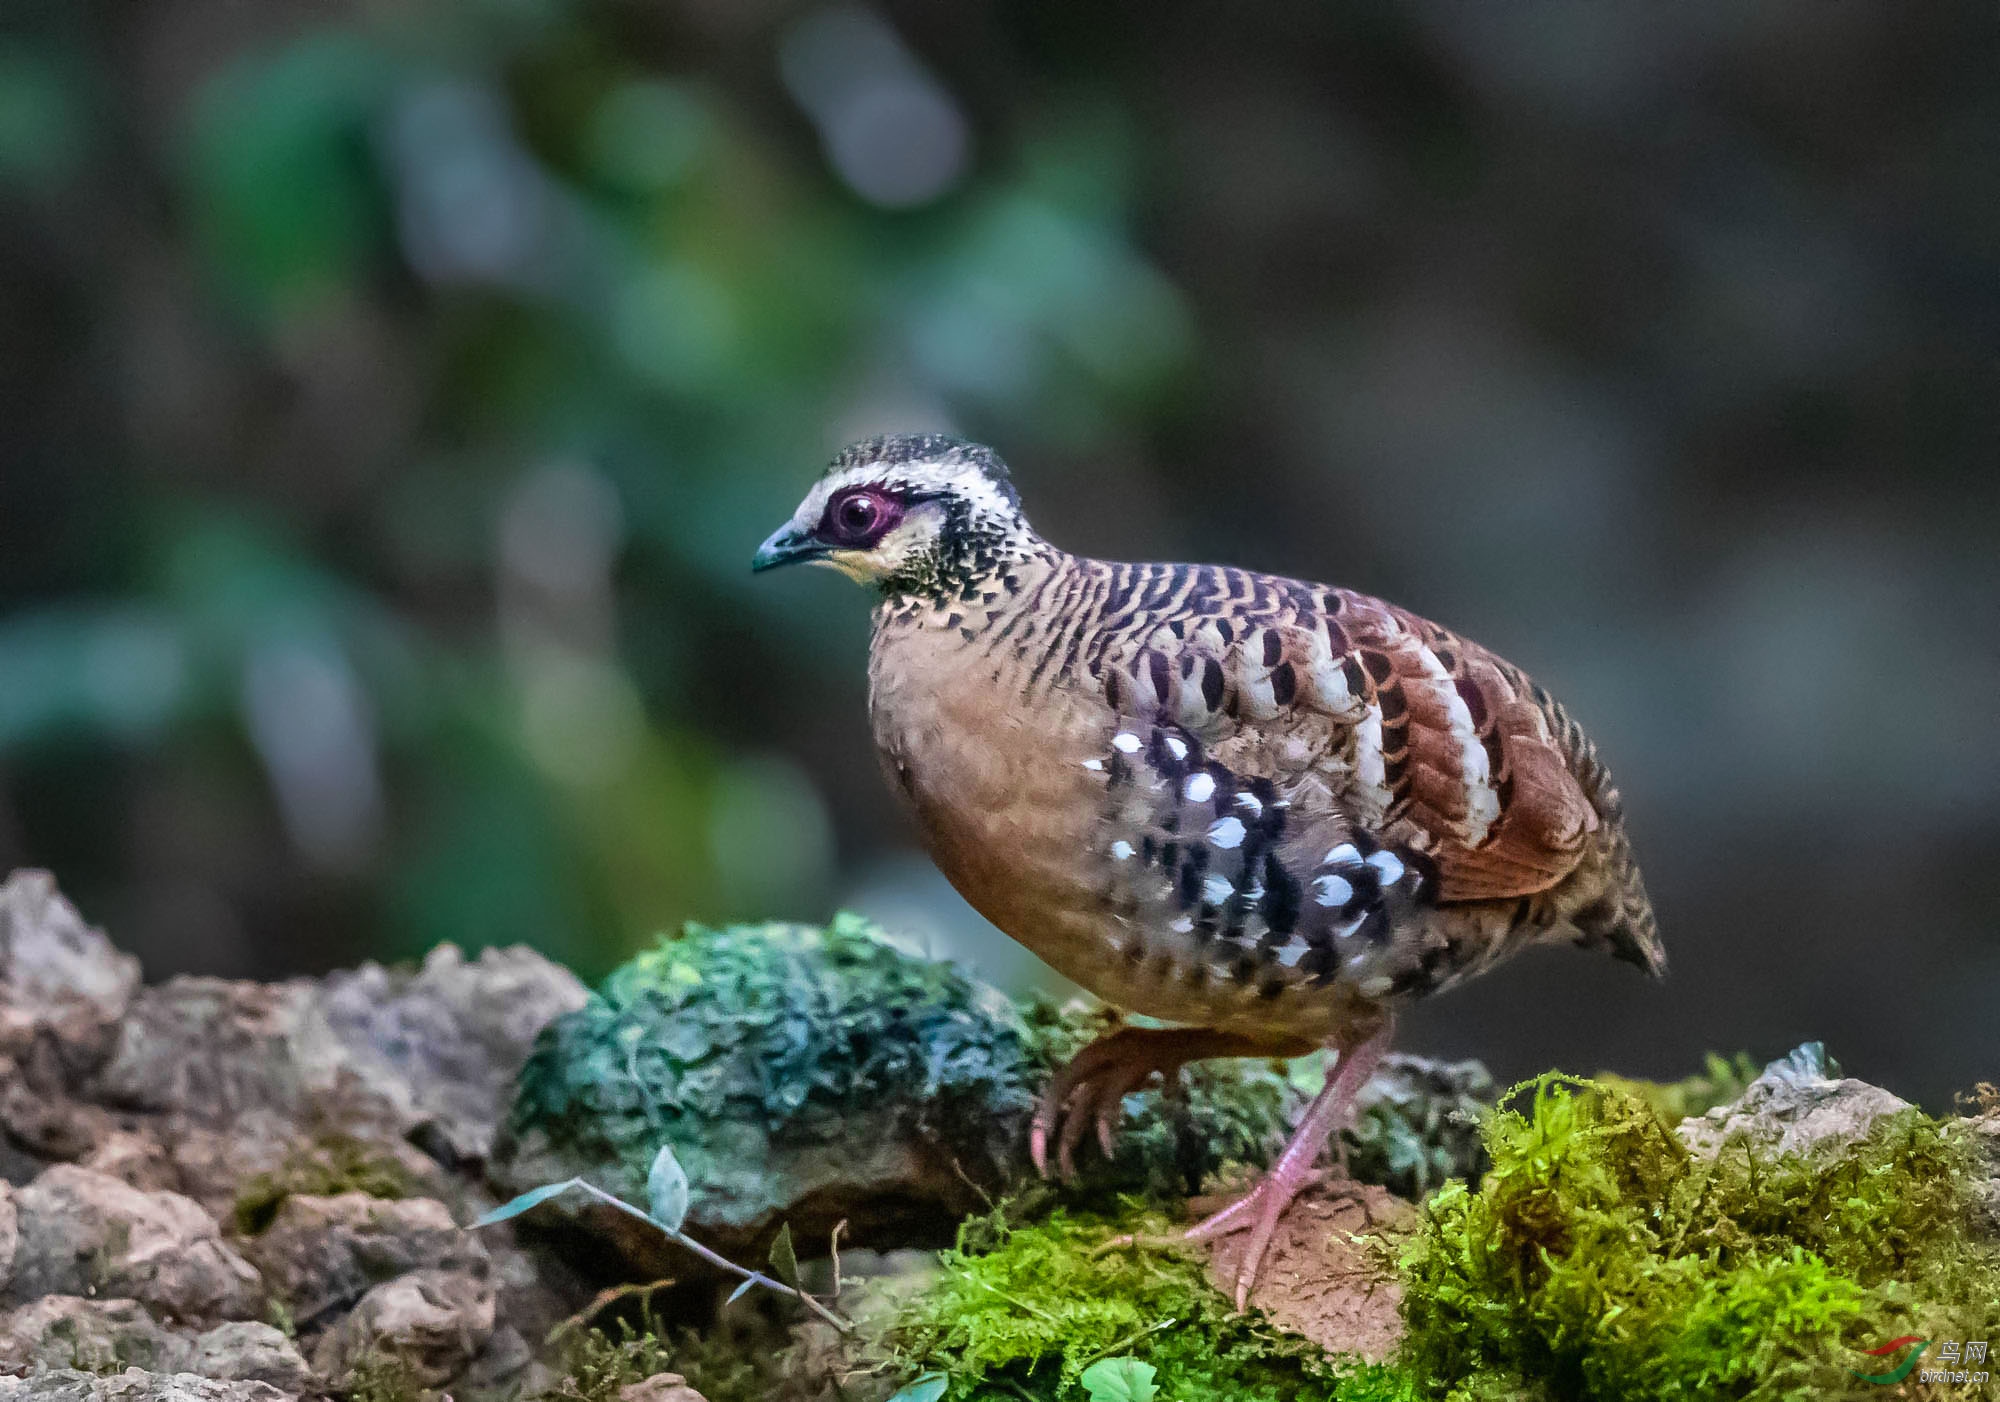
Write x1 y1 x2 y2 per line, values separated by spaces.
829 1219 849 1303
1074 1318 1175 1372
565 1182 855 1335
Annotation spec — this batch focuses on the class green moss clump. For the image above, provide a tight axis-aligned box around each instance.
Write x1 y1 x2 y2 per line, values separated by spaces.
1398 1074 2000 1400
889 1208 1416 1401
502 914 1041 1230
1592 1051 1761 1127
233 1135 419 1235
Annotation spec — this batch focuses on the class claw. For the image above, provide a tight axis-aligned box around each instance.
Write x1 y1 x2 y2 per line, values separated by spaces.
1031 1025 1316 1182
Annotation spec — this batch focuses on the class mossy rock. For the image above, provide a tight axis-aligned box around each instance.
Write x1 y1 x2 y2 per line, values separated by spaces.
1398 1063 2000 1400
490 914 1499 1278
492 915 1038 1268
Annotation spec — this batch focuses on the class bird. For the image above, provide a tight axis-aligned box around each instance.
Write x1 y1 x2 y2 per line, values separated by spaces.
753 434 1664 1306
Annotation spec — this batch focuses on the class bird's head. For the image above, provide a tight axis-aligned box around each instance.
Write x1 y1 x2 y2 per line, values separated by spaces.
753 434 1042 599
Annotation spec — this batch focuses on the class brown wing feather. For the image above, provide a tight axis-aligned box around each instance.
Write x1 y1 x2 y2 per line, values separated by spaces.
1089 569 1597 907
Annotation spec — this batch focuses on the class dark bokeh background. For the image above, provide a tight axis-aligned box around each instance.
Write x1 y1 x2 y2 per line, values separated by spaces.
2 1 1995 1106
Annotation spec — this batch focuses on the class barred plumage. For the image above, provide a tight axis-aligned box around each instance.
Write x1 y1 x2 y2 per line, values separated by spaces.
756 434 1664 1304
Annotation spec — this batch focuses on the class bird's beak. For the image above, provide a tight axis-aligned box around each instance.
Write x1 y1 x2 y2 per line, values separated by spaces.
752 523 824 572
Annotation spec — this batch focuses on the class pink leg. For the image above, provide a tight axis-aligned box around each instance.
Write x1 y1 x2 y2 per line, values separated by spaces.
1184 1013 1396 1310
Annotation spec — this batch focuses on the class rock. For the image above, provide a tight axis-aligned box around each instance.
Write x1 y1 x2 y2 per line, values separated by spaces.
492 917 1040 1270
186 1323 315 1393
0 1370 289 1402
618 1375 709 1402
0 1183 15 1294
312 1268 495 1388
1677 1043 1915 1159
238 1193 485 1324
0 871 141 1075
1199 1181 1410 1364
0 1297 193 1374
0 1057 123 1163
319 945 589 1164
80 1131 181 1194
88 948 585 1169
7 1165 263 1323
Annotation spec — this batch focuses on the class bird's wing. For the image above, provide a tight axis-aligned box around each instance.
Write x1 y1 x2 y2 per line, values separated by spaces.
1090 571 1597 905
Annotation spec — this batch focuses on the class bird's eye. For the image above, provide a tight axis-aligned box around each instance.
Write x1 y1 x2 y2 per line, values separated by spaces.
838 495 879 535
824 489 897 546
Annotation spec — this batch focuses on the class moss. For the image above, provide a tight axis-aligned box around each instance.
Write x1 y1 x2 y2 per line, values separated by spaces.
1592 1051 1761 1128
544 1313 787 1402
345 1352 432 1402
233 1135 420 1235
1398 1074 2000 1400
505 914 1040 1213
888 1207 1417 1401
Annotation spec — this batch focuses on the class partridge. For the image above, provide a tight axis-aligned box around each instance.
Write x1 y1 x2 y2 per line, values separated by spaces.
754 435 1664 1304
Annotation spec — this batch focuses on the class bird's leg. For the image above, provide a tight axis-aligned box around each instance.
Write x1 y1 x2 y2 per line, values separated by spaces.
1031 1025 1313 1181
1182 1013 1396 1310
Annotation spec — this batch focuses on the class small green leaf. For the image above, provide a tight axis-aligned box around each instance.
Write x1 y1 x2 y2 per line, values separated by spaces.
883 1374 948 1402
767 1222 800 1288
1080 1357 1158 1402
472 1179 579 1227
647 1143 690 1233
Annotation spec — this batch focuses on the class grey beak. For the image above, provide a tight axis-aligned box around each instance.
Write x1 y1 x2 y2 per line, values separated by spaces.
752 523 823 572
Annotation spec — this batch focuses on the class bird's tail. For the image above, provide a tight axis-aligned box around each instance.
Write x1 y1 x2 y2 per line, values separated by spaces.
1555 719 1667 978
1574 814 1666 977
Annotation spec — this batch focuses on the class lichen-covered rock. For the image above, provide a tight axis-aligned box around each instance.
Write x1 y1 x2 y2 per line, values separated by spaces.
1346 1052 1495 1199
0 1371 289 1402
312 1268 496 1388
185 1323 315 1393
0 871 141 1075
0 1296 193 1374
6 1165 263 1323
1676 1042 1915 1159
493 916 1042 1266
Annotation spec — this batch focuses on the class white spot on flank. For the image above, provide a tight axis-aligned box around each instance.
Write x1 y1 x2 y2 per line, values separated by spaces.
1325 843 1362 867
1207 816 1246 849
1235 791 1263 815
1184 772 1217 803
1313 874 1354 908
1113 732 1142 753
1164 736 1189 761
1110 840 1135 861
1359 975 1395 998
1170 915 1195 934
1367 850 1406 885
1335 916 1365 941
1081 758 1104 771
1203 874 1234 905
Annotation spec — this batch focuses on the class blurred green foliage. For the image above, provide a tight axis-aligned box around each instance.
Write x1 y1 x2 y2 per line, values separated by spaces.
0 0 1190 978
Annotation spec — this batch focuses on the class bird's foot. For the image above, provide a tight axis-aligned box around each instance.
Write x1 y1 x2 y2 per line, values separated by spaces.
1179 1161 1331 1311
1030 1025 1311 1182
